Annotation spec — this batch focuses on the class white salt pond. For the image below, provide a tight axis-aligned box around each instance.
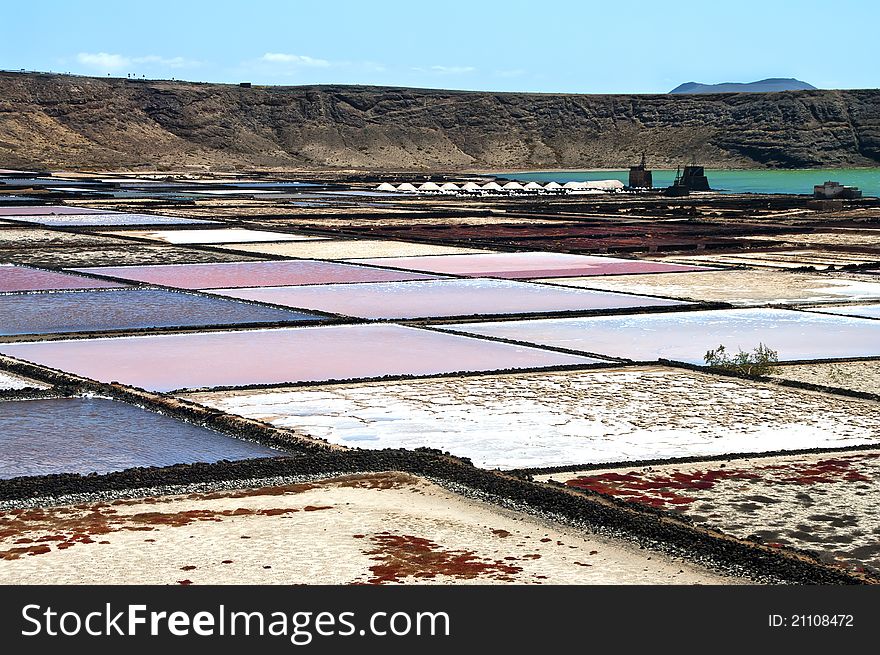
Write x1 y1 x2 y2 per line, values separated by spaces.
182 367 880 470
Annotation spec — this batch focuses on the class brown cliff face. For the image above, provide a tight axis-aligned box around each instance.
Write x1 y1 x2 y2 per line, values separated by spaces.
0 72 878 171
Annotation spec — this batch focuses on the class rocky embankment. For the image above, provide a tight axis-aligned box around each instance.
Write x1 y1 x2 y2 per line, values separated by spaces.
0 72 878 171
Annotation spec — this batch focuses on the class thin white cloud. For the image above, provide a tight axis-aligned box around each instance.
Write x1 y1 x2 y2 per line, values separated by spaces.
430 65 476 74
133 55 202 68
76 52 129 71
261 53 331 67
76 52 201 72
497 68 526 78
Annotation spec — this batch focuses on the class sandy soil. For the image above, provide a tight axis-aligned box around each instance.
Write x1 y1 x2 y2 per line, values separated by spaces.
219 239 493 259
537 270 880 306
537 450 880 575
0 472 736 585
771 360 880 395
182 367 880 469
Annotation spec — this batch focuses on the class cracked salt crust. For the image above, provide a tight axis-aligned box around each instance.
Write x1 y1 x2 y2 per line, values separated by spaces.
539 451 880 575
182 367 880 470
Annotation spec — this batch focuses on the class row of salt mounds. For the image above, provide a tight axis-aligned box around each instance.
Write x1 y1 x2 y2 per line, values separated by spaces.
377 180 624 194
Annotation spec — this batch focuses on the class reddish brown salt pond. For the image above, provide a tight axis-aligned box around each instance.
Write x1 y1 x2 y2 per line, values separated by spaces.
70 260 439 289
0 324 599 392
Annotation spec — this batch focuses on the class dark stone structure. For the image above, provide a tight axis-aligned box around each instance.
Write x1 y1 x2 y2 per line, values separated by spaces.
682 165 710 191
628 153 653 189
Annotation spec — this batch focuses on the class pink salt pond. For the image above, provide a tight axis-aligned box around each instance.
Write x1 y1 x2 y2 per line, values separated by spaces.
0 324 601 392
349 251 708 279
0 205 107 216
70 260 439 289
207 278 689 320
0 264 126 292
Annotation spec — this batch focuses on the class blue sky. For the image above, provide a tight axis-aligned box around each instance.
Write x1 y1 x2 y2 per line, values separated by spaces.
2 0 876 93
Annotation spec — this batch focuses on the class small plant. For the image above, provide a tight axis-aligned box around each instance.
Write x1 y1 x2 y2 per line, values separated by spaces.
826 364 853 385
703 343 779 376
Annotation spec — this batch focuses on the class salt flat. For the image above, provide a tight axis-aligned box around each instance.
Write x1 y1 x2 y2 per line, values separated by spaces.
538 450 880 575
538 270 880 306
0 473 735 585
437 308 880 363
771 360 880 395
182 367 880 469
220 239 492 259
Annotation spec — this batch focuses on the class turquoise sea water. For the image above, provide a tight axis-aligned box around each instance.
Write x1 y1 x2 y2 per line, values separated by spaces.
497 169 880 197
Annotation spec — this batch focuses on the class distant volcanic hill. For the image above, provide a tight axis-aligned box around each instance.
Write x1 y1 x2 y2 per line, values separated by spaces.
0 72 877 171
669 78 818 94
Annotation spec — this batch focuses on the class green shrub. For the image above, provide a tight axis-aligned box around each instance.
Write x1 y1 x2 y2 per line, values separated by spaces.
703 343 779 376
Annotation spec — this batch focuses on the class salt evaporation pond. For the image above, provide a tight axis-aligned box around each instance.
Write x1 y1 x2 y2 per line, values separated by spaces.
71 260 440 289
183 367 880 470
437 308 880 363
807 304 880 320
0 206 107 216
222 239 491 260
0 289 322 336
207 278 689 320
544 451 880 575
543 270 880 306
4 214 217 227
0 324 601 392
0 264 126 292
0 397 280 478
102 228 326 245
350 251 707 279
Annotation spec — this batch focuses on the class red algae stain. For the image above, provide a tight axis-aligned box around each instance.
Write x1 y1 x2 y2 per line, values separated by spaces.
573 562 592 567
491 529 511 538
335 473 414 490
0 499 303 560
0 474 418 563
180 565 197 571
0 544 52 560
565 454 880 510
177 580 193 586
363 532 523 584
